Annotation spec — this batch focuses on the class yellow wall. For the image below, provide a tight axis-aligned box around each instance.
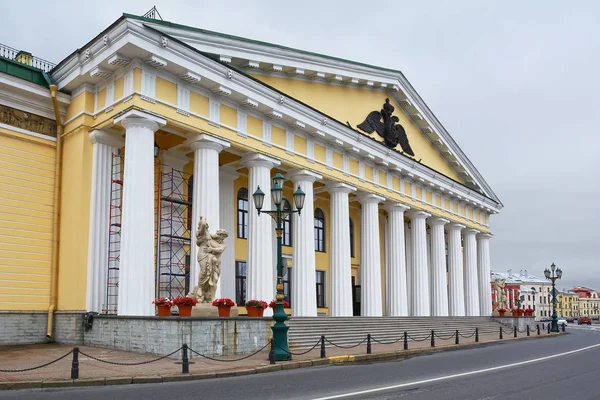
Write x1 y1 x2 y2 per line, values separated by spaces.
114 76 124 100
252 75 462 182
0 128 56 310
221 105 237 128
190 91 209 117
155 77 177 105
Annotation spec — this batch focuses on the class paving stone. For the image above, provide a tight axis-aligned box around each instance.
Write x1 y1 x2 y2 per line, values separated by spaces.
73 378 106 387
105 377 133 385
255 364 282 373
233 369 256 376
42 379 74 388
281 362 300 370
162 374 196 382
132 376 163 384
296 360 313 368
8 381 43 389
191 372 217 380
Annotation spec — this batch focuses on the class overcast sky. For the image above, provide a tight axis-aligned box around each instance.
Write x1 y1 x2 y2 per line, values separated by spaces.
1 1 597 291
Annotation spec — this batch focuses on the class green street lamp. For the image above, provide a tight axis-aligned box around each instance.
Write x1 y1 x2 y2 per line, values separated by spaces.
252 172 306 361
544 262 563 333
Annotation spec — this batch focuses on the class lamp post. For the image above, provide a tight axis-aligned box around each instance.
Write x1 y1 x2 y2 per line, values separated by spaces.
544 262 563 333
252 172 306 361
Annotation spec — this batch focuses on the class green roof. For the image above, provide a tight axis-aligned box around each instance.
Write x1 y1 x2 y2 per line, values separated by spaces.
0 56 52 87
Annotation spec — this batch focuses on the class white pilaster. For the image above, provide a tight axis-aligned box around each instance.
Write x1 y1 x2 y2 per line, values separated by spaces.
477 233 493 316
115 110 165 316
407 210 431 316
358 193 385 316
189 134 230 296
463 228 480 316
428 217 449 316
218 167 239 301
327 183 356 316
384 203 410 316
447 223 466 316
404 221 413 314
288 169 322 316
243 154 280 314
86 130 123 313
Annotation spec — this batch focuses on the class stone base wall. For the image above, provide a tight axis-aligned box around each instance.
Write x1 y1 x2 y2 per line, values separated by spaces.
53 311 85 344
492 316 536 331
0 311 48 345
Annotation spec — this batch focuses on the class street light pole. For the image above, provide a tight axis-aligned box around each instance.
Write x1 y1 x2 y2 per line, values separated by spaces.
252 172 306 361
544 262 563 333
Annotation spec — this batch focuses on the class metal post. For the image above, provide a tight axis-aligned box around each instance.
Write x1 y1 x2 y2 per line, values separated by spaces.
431 330 435 347
513 326 517 338
71 347 79 380
367 334 372 354
271 203 291 361
527 325 530 336
537 324 540 335
562 323 565 332
455 330 459 345
475 328 479 343
181 344 189 373
403 331 408 350
547 323 551 334
320 335 326 358
499 326 503 339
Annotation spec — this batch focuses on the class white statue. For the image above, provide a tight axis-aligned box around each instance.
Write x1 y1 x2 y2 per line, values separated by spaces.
188 217 228 303
492 278 508 310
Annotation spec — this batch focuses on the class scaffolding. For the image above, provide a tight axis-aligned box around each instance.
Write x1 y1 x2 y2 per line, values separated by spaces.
104 151 123 314
156 163 192 299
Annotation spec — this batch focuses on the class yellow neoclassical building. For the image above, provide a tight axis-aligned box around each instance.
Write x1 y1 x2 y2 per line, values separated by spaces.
0 11 502 342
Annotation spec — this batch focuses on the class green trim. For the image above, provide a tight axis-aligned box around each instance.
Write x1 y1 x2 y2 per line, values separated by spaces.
123 13 402 75
0 56 51 87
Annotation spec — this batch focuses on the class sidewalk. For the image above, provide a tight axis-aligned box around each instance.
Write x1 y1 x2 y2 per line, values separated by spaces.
0 330 561 390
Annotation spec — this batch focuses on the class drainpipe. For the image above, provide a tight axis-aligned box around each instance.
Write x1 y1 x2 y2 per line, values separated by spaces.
47 84 63 341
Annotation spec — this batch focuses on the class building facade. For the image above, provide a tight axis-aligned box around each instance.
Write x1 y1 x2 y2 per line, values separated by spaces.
570 287 600 318
492 270 552 321
557 291 579 318
0 12 503 335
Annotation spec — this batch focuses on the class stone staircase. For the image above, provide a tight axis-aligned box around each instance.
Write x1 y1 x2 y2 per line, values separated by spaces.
287 316 506 349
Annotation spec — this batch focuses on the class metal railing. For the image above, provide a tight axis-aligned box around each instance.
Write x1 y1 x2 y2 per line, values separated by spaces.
0 43 56 72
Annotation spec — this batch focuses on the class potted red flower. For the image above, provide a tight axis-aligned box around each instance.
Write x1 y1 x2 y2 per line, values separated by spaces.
152 297 172 317
212 298 236 317
524 308 534 317
497 308 507 317
173 296 197 317
269 299 290 309
245 300 268 317
511 308 523 317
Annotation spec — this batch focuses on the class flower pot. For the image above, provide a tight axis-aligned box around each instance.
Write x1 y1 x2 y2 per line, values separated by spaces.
499 311 506 317
156 305 171 317
246 306 264 317
178 305 192 317
218 305 232 317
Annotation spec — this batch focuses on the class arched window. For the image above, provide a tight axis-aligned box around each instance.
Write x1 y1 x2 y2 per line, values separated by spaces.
282 199 292 247
237 188 249 239
349 217 355 258
314 208 325 252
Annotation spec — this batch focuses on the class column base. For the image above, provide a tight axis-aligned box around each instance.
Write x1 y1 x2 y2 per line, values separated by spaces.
271 321 291 361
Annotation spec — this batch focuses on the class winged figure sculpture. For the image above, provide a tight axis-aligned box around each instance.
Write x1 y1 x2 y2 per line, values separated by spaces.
357 98 415 156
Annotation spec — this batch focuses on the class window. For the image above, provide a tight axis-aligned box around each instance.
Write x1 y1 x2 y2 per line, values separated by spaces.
349 217 355 257
314 208 325 252
316 270 325 308
235 261 247 305
187 175 194 231
282 199 292 247
237 188 249 239
528 295 531 301
283 266 291 306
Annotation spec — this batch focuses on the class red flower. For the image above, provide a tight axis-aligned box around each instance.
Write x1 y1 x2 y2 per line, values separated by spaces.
269 299 290 309
245 300 268 310
172 296 198 307
212 298 235 307
152 297 172 307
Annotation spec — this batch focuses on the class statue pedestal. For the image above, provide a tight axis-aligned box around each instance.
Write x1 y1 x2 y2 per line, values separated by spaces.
191 303 240 317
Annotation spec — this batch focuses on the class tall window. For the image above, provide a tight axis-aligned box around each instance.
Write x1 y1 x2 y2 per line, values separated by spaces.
314 208 325 252
187 175 194 231
349 217 355 257
282 199 292 246
237 188 249 239
316 271 325 308
235 261 247 305
283 265 291 307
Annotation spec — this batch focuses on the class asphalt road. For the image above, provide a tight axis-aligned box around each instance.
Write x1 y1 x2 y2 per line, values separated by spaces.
2 325 599 400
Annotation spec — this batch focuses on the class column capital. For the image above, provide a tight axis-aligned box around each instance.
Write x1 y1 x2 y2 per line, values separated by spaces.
161 150 190 171
89 129 124 148
462 228 480 236
406 209 431 220
287 169 322 183
446 222 466 231
325 182 357 194
219 166 240 182
428 217 449 226
383 202 410 213
477 232 493 240
189 133 230 152
114 109 166 132
356 193 385 205
240 153 280 169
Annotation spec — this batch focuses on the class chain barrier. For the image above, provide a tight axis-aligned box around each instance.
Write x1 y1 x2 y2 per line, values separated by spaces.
189 342 270 362
406 333 432 342
370 336 404 345
458 330 477 339
324 336 368 349
272 339 322 356
433 332 455 340
78 347 182 366
0 350 73 373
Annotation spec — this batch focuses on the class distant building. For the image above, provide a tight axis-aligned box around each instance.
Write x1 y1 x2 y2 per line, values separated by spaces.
491 269 552 321
557 290 579 318
570 287 600 318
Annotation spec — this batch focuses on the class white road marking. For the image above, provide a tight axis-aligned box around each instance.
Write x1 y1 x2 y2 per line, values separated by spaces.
309 342 600 400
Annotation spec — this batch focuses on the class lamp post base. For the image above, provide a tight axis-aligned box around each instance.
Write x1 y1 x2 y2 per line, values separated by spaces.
271 321 291 361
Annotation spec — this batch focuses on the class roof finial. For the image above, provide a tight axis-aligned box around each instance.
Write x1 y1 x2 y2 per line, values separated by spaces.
142 6 163 20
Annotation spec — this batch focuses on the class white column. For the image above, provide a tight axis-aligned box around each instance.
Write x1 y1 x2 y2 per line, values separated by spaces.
218 167 239 301
358 194 385 316
428 217 449 316
327 183 356 317
243 154 280 315
447 223 466 316
405 221 413 314
115 111 164 316
463 228 480 316
478 239 493 313
189 134 230 297
407 210 431 316
289 169 322 316
384 203 410 316
86 130 123 313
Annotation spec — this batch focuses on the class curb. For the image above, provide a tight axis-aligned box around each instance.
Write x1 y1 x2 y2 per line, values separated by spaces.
0 332 566 390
